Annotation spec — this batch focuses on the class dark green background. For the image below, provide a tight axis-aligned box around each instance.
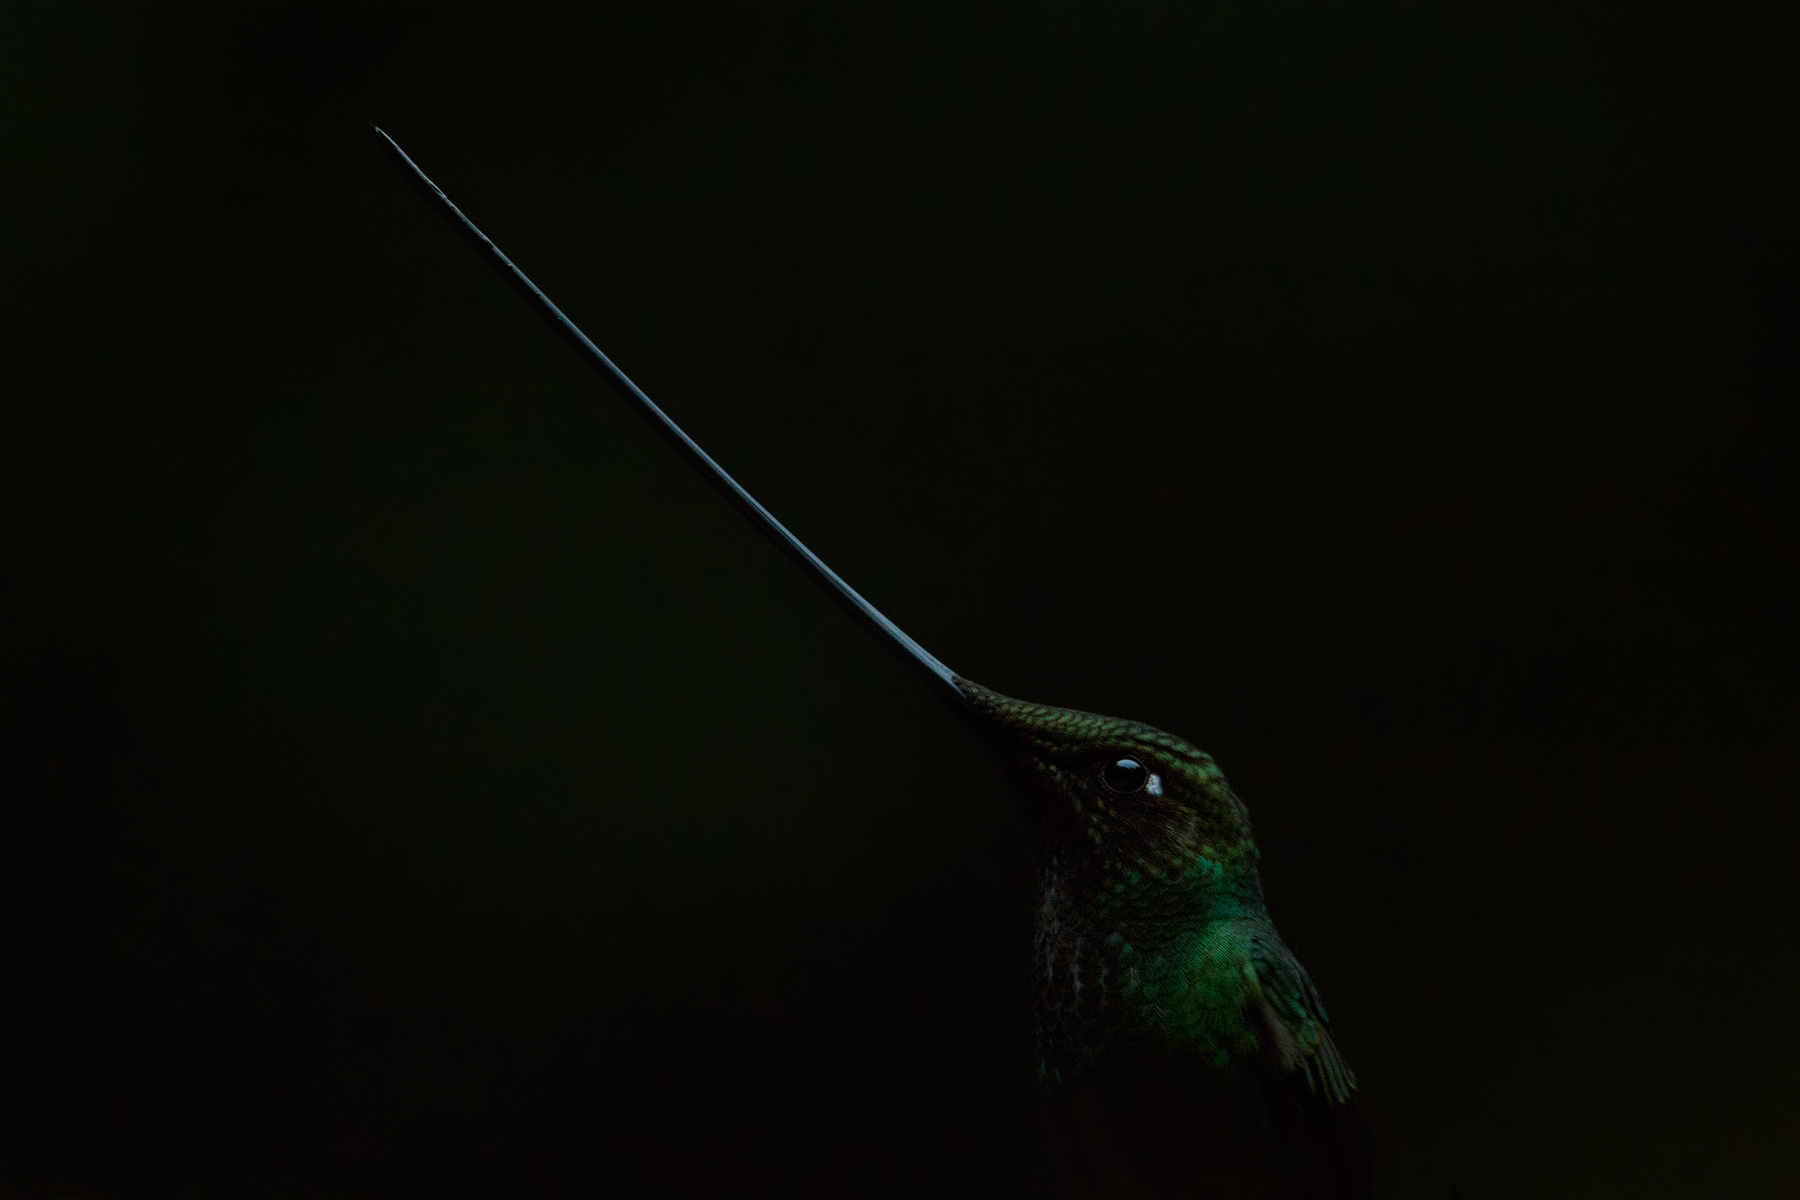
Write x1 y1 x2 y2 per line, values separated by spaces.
3 2 1793 1196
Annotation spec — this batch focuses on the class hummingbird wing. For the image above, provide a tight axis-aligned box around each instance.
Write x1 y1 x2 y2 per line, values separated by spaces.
1243 926 1357 1107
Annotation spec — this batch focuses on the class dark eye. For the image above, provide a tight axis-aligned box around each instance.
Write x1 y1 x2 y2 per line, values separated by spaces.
1102 756 1147 793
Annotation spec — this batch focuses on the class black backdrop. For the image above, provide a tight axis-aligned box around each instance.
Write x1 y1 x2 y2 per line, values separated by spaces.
3 3 1793 1197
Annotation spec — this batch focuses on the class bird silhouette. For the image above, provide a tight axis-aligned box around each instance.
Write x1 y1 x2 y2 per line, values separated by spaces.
376 126 1372 1199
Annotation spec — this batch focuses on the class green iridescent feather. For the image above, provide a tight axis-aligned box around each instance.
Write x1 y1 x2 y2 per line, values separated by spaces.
958 681 1355 1106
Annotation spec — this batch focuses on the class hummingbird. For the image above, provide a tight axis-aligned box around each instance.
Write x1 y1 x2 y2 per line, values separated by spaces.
375 127 1373 1199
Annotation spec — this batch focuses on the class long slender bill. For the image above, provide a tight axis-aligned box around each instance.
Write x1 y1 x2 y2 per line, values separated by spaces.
373 126 965 701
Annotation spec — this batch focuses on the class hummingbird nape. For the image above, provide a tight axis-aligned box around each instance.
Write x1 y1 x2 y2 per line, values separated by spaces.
375 126 1372 1200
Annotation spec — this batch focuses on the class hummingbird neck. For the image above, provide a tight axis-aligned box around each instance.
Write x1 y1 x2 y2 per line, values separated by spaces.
1034 849 1277 1082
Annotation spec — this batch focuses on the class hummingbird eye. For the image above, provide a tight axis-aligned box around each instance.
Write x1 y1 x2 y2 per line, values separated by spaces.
1102 756 1148 794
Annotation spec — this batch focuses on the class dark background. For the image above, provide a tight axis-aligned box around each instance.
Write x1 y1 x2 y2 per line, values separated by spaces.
3 2 1793 1196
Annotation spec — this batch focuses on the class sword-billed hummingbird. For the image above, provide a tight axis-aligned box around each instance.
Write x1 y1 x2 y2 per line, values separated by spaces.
375 127 1372 1199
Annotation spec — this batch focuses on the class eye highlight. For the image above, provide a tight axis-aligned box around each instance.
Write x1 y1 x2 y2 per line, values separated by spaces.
1102 756 1148 793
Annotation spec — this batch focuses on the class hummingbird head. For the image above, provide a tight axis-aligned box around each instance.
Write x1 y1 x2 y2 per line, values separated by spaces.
955 680 1264 911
